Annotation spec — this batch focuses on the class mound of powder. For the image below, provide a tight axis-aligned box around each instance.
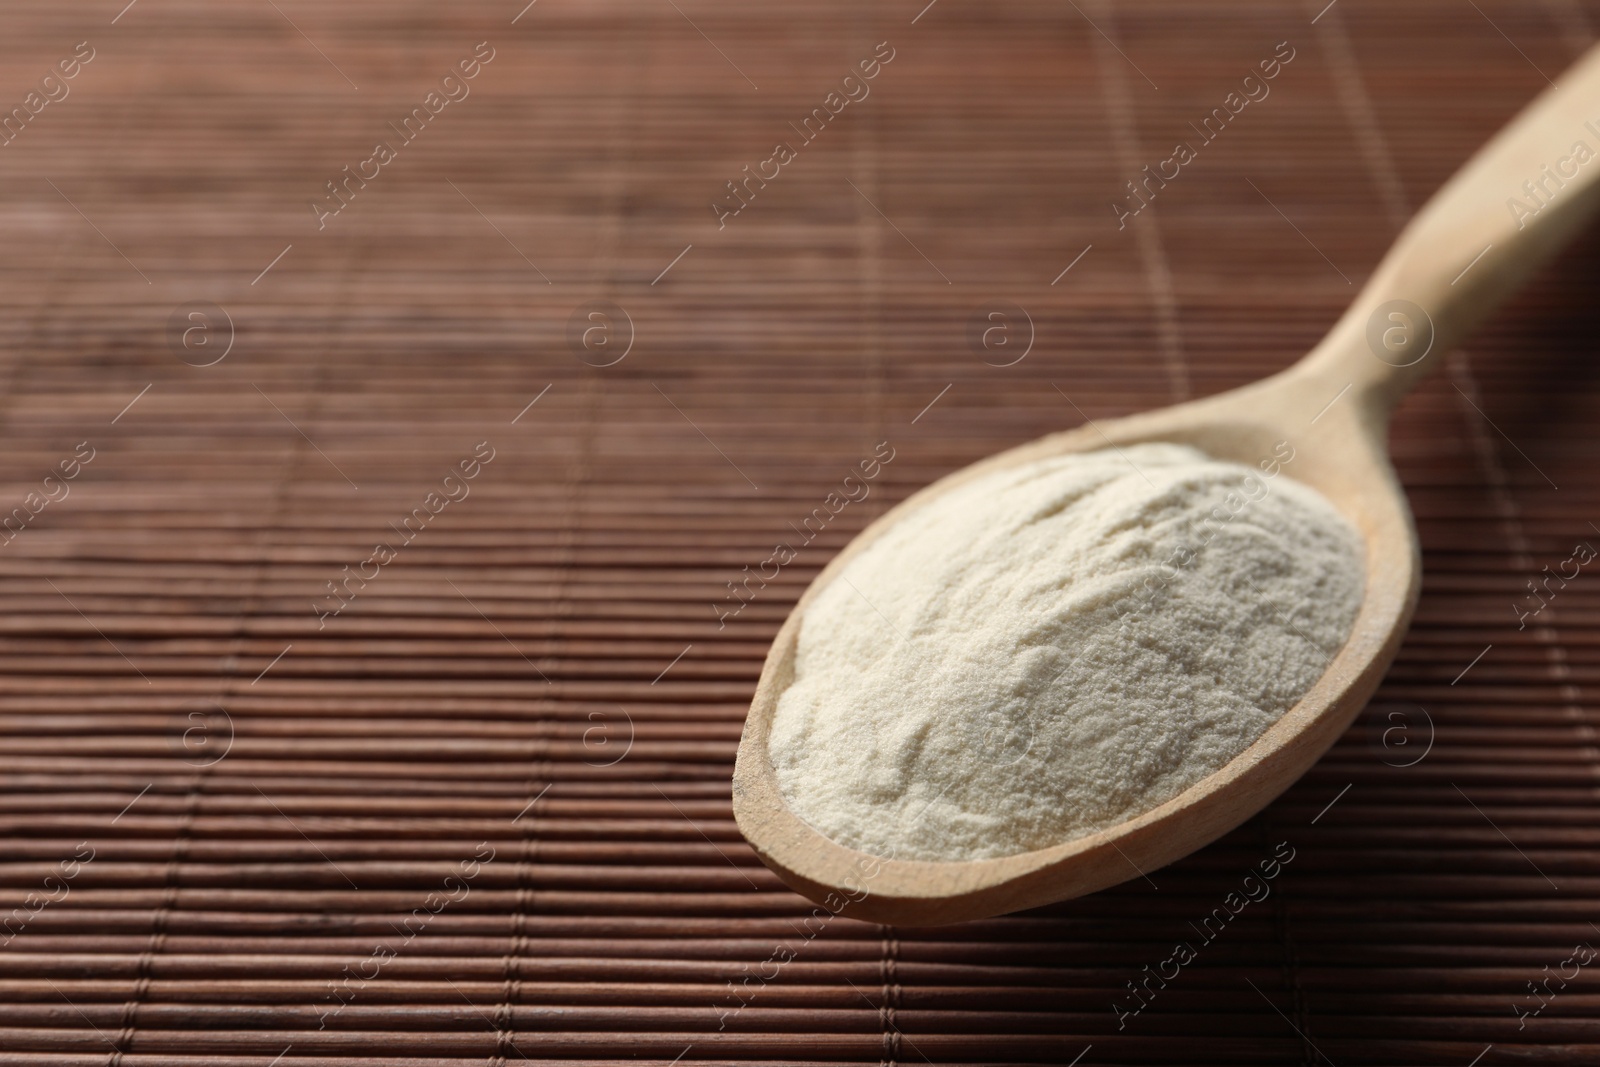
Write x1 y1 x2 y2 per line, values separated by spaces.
768 443 1363 861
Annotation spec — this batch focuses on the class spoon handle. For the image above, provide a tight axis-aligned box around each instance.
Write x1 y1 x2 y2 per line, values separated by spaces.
1299 43 1600 411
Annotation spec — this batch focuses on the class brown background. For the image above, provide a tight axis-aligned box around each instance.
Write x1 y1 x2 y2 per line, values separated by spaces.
1 0 1598 1063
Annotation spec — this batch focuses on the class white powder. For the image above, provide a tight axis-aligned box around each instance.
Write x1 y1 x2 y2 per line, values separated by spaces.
769 443 1363 861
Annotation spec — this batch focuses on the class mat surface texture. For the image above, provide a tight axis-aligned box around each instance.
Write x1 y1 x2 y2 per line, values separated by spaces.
1 0 1599 1063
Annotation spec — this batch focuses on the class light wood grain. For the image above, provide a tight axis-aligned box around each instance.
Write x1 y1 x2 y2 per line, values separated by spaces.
733 43 1600 926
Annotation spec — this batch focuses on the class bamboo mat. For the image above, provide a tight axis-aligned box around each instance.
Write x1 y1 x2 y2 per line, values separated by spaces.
1 0 1599 1063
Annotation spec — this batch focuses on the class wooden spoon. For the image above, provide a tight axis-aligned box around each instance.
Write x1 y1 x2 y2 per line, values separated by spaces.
733 47 1600 926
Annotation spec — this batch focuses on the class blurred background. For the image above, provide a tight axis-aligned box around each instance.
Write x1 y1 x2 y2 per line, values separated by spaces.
1 0 1598 1062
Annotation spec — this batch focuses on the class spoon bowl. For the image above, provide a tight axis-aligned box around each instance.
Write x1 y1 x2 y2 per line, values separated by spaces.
734 44 1600 925
734 370 1411 925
